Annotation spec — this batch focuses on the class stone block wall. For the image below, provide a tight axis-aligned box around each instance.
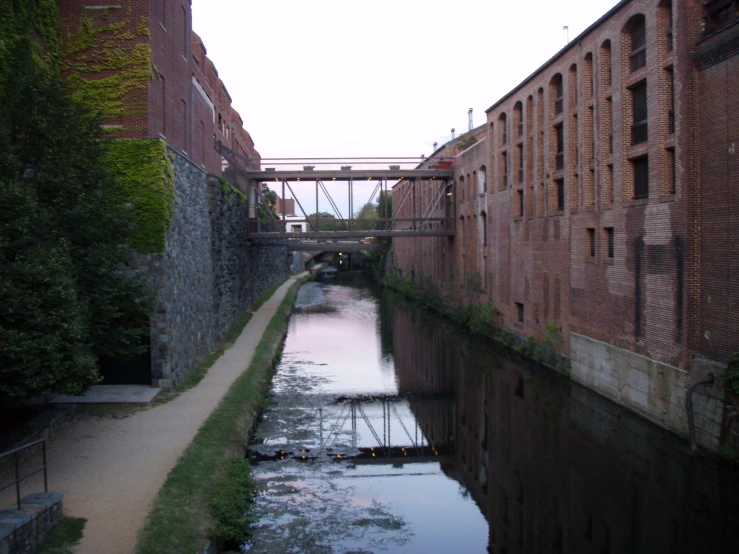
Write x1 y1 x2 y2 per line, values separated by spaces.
145 150 288 389
0 493 63 554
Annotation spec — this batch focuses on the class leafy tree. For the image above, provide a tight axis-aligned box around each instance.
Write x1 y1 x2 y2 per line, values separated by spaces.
376 191 393 230
306 212 345 232
0 48 152 401
354 202 378 232
257 184 278 220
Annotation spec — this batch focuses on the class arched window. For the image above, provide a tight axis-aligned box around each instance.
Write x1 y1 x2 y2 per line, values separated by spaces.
627 14 647 72
479 165 487 194
459 175 465 202
499 112 508 145
551 74 564 116
514 101 523 138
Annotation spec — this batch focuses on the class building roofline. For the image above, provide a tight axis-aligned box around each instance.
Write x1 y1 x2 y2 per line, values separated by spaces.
485 0 632 114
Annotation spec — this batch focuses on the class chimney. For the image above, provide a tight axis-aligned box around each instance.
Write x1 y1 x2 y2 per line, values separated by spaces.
451 128 455 140
433 142 438 151
563 25 569 45
468 108 473 131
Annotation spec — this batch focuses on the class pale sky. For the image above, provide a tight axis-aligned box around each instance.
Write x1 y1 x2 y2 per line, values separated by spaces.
191 0 621 214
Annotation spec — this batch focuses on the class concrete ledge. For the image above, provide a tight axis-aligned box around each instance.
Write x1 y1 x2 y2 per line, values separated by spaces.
50 385 162 404
0 492 62 554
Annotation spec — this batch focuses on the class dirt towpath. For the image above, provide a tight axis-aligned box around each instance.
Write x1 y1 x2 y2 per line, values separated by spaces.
44 276 301 554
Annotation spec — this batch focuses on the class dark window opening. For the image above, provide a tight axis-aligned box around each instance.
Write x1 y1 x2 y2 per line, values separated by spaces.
517 190 524 217
555 125 564 170
605 227 615 258
630 16 647 72
633 156 649 199
554 76 564 115
704 0 739 37
482 213 488 246
667 66 675 134
501 115 508 145
631 80 648 145
502 152 508 188
515 376 524 398
516 302 524 324
666 2 674 51
556 179 565 210
588 228 596 257
667 148 676 194
518 145 524 183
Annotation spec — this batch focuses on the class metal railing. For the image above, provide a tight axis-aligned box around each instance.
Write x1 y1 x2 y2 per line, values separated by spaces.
256 157 447 173
0 438 48 509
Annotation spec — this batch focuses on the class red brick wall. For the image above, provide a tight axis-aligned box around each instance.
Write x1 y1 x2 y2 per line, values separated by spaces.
393 0 738 371
694 22 739 364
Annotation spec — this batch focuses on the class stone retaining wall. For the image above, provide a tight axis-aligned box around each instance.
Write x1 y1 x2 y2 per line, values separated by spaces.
0 493 63 554
142 150 289 389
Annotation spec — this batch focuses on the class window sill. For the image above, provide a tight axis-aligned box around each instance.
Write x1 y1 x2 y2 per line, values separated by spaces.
662 53 674 69
588 96 594 108
603 258 614 266
551 169 565 180
552 113 565 126
659 193 676 203
513 215 524 222
627 143 649 159
665 135 676 149
604 87 613 99
624 198 649 207
626 66 648 88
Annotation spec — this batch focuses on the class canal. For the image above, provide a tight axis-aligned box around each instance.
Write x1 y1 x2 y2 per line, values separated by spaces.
245 275 739 553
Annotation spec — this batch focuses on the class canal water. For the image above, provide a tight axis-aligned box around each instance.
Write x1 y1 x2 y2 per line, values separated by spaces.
245 275 739 553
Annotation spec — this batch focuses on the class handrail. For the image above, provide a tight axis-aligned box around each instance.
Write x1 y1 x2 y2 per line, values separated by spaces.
0 438 48 509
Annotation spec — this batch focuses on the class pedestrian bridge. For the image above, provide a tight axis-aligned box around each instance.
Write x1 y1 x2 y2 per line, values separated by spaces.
216 142 456 244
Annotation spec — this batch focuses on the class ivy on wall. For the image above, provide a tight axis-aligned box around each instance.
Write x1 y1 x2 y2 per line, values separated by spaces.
0 0 62 88
105 139 175 254
62 8 153 122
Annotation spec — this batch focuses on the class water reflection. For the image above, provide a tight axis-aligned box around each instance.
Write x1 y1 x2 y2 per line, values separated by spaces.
246 278 739 553
389 292 739 554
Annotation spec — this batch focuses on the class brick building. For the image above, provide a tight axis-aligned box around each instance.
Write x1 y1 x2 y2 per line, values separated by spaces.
393 0 738 448
58 0 258 175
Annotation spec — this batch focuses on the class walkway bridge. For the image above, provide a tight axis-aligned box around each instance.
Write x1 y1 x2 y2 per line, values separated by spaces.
216 142 456 247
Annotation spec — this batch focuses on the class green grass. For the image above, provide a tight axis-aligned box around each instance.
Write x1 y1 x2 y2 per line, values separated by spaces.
37 517 87 554
134 276 303 554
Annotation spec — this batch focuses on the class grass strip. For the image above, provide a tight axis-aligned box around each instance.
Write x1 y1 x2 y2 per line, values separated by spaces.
134 276 303 554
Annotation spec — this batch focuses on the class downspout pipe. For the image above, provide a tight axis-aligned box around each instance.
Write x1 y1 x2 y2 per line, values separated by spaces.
686 373 714 451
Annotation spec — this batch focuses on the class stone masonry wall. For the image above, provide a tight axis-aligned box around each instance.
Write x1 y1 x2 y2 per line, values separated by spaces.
145 150 288 389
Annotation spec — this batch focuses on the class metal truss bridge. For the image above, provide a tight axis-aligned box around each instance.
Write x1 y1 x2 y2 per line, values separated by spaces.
216 141 456 243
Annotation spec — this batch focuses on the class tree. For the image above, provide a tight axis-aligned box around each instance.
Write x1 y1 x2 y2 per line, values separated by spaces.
257 184 278 220
305 212 346 232
353 203 378 232
0 48 152 401
376 192 393 230
456 134 478 152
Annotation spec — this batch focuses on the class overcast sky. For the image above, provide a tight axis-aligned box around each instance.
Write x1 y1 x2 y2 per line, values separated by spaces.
191 0 621 214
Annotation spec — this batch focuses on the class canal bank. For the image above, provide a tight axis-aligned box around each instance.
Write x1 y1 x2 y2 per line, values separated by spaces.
244 275 739 553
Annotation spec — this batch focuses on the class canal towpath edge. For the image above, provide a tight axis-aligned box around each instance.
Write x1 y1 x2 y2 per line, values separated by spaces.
41 273 306 554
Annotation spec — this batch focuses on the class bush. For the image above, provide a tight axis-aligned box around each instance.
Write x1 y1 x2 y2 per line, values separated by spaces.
209 452 258 547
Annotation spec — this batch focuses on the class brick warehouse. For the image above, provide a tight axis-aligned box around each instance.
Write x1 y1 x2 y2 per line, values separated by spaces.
392 0 738 451
58 0 258 174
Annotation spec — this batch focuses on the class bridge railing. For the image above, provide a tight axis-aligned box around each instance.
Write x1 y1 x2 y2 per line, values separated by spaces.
255 157 453 173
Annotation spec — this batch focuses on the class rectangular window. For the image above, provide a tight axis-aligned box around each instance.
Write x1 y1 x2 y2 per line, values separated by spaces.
518 144 524 183
605 227 615 258
667 5 674 52
555 79 563 115
587 228 596 258
515 302 524 324
631 81 648 145
555 125 564 170
556 178 565 210
502 151 508 188
667 66 675 134
666 148 676 194
633 156 649 199
181 99 187 153
517 190 524 217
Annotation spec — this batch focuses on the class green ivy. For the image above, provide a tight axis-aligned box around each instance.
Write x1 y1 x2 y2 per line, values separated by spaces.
62 10 153 122
0 0 62 89
104 139 175 253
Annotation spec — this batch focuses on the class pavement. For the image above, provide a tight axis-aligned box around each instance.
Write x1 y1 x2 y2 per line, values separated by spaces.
26 275 302 554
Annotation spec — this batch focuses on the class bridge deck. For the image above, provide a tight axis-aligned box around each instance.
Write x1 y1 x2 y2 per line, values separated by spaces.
247 169 453 182
249 229 454 239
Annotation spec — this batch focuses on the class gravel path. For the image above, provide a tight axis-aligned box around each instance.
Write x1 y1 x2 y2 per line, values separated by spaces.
43 276 300 554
